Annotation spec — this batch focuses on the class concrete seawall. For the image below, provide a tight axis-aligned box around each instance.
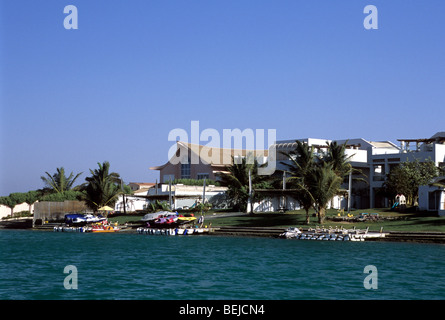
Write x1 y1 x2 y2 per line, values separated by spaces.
211 226 445 243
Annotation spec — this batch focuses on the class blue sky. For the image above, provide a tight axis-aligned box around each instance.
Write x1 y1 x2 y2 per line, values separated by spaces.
1 0 444 195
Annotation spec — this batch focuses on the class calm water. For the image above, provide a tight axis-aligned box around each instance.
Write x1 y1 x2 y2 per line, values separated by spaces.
1 229 445 300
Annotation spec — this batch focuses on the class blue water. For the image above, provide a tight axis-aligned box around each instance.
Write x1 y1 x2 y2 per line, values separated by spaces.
1 229 445 300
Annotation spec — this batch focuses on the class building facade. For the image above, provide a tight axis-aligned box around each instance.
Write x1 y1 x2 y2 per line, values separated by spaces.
147 132 445 212
274 132 445 209
150 141 268 183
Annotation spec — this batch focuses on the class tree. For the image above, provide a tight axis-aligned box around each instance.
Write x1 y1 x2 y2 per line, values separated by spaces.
39 190 83 202
217 154 272 213
24 191 40 213
40 167 82 193
306 163 343 224
81 161 122 212
0 196 18 217
323 141 353 178
147 200 171 212
281 140 316 224
0 193 27 217
281 141 345 224
383 159 439 205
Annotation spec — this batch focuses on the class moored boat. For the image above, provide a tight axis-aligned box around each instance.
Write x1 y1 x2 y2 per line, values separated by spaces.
280 226 385 241
137 226 210 236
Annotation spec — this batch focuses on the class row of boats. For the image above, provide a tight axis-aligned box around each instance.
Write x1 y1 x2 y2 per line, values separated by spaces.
54 223 120 233
137 211 209 236
141 211 200 227
54 211 203 234
137 227 210 236
279 227 386 241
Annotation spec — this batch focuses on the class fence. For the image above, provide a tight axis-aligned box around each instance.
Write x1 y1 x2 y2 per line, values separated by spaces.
33 201 89 224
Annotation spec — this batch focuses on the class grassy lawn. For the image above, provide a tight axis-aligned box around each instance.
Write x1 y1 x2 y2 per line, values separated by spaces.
204 208 445 232
107 208 445 233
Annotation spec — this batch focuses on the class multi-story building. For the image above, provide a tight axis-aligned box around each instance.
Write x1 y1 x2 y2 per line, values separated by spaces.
146 132 444 212
150 141 268 183
369 132 445 208
274 137 398 209
275 132 445 209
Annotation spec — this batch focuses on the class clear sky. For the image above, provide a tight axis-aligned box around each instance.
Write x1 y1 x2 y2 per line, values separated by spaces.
1 0 444 196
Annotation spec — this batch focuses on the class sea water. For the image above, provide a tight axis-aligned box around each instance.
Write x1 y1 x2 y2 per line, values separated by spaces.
0 229 444 300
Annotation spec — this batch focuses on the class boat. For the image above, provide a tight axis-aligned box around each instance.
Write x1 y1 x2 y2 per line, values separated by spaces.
65 214 86 225
54 226 85 232
280 227 302 239
279 226 385 241
71 214 107 225
88 224 120 233
177 216 197 224
141 211 171 222
136 226 210 236
154 214 178 226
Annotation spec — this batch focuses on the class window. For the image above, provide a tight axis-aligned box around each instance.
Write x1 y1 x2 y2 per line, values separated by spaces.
373 164 385 181
181 163 191 179
429 191 440 211
197 173 210 180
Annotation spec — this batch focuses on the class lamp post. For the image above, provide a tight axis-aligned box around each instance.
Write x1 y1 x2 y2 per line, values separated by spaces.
347 171 352 214
121 179 127 215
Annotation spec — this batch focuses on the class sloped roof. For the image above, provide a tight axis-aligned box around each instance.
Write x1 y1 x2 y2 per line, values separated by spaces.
150 141 269 170
368 141 399 149
129 182 155 187
181 141 268 165
431 132 445 139
397 131 445 144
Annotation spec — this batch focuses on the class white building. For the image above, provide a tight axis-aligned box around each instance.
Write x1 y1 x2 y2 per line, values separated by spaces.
273 137 398 210
369 132 445 208
114 182 228 212
272 132 445 210
418 177 445 216
0 202 36 219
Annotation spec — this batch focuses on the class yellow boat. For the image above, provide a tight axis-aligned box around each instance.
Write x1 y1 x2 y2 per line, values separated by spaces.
177 217 197 221
177 217 197 224
90 225 119 233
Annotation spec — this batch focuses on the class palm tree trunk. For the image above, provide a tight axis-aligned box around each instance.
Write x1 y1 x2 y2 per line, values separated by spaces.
305 208 310 224
318 207 326 224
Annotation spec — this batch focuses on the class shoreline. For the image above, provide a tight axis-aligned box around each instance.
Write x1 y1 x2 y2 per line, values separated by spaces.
2 217 445 243
210 226 445 244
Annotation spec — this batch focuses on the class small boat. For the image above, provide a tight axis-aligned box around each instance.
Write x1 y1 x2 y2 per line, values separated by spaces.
89 225 120 233
177 216 197 224
54 226 85 232
72 214 107 225
280 227 302 239
141 212 163 222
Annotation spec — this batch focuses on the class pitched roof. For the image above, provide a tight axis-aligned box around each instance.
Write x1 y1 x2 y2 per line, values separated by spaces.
368 141 399 149
150 141 269 170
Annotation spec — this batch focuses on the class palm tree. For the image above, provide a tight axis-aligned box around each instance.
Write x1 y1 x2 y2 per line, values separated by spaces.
323 141 353 178
281 140 317 224
306 162 343 224
281 141 347 224
82 161 121 212
217 154 271 213
40 167 82 193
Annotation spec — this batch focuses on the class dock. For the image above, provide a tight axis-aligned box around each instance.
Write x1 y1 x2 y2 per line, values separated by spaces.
211 226 286 238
